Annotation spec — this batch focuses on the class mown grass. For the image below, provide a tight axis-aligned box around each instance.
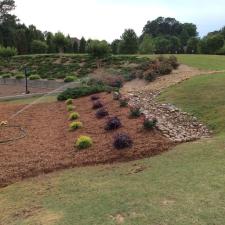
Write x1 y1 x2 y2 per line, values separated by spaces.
1 59 225 225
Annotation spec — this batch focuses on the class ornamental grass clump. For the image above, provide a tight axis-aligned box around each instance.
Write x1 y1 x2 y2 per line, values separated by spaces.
105 117 122 131
119 97 129 107
65 98 73 105
69 121 83 131
69 112 80 120
129 106 141 118
96 108 109 119
92 100 103 109
75 136 93 149
143 117 158 130
113 133 133 149
67 105 75 112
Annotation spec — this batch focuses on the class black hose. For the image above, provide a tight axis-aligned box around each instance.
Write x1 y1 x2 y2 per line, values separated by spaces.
0 125 26 144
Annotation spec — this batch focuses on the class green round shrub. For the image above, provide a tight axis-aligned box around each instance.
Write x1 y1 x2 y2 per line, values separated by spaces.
69 112 80 120
2 73 11 78
69 121 83 131
67 105 75 112
15 74 25 80
64 76 76 83
75 136 92 149
65 98 73 105
29 75 41 80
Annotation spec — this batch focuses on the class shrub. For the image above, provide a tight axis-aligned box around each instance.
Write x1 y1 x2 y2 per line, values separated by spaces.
29 75 41 80
92 100 103 109
108 77 123 88
113 92 121 100
105 117 122 130
158 63 173 75
57 85 107 101
67 105 75 112
15 74 25 80
144 70 158 82
143 117 157 130
31 40 48 54
113 133 133 149
69 121 83 131
69 112 79 120
75 136 93 149
96 108 109 118
0 46 17 60
130 106 141 117
119 97 129 107
168 56 179 69
65 98 73 105
90 95 100 101
1 74 11 78
64 76 76 83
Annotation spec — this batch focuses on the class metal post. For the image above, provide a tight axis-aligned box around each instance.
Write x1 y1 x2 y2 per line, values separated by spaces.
24 67 30 94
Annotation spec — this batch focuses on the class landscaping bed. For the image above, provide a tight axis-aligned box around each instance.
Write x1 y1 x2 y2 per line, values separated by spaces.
0 93 172 187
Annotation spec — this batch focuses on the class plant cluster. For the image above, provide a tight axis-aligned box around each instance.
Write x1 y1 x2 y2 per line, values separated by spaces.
70 121 83 131
90 95 100 101
113 133 133 149
130 106 141 118
143 117 158 130
75 136 93 149
69 112 80 120
119 97 129 107
92 100 103 109
67 105 75 112
105 117 122 131
96 108 109 119
29 74 41 80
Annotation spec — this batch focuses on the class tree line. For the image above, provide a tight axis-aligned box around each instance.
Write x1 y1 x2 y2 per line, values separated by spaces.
0 0 224 56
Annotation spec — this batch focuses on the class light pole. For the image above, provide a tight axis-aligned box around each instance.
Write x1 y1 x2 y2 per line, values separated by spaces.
24 67 30 94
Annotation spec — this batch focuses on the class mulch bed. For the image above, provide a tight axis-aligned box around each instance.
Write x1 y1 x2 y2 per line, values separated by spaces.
0 93 173 187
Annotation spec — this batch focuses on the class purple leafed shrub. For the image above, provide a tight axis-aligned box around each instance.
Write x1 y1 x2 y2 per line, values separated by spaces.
105 117 122 131
113 133 133 149
96 108 109 118
91 95 100 101
92 100 103 109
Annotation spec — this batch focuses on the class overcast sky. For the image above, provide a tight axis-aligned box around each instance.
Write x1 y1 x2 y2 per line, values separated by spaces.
14 0 225 42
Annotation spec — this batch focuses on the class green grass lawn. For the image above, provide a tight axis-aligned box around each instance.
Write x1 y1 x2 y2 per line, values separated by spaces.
1 69 225 224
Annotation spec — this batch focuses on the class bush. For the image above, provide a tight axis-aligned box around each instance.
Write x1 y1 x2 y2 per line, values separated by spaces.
67 105 75 112
57 85 107 101
0 46 17 60
69 121 83 131
15 74 25 80
29 75 41 80
143 117 157 130
130 106 141 117
92 100 103 109
105 117 122 130
168 56 179 69
75 136 93 149
1 74 11 78
158 63 173 75
144 70 158 82
119 97 129 107
69 112 79 120
96 108 109 118
113 133 133 149
64 76 76 83
113 92 121 100
31 40 48 54
65 98 73 105
90 95 100 101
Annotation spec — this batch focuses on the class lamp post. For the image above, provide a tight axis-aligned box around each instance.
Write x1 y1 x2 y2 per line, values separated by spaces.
24 67 30 94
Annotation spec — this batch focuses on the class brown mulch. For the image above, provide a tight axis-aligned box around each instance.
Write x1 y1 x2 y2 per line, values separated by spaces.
0 93 173 187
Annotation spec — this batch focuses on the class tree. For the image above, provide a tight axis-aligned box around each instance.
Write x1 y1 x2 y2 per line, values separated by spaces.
119 29 138 54
87 40 111 67
45 32 56 53
0 0 15 22
154 37 171 54
31 40 48 54
73 40 78 53
139 34 155 54
14 28 28 54
111 39 120 54
206 34 224 54
0 45 16 60
187 37 200 54
79 37 86 53
53 32 67 53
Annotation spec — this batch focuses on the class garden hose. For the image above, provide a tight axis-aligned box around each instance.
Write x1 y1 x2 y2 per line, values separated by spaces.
0 122 27 144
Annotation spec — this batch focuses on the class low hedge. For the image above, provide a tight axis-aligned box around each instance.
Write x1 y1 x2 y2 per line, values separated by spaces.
57 85 107 101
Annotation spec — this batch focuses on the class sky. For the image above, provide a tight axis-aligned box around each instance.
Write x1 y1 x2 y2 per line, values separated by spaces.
14 0 225 42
